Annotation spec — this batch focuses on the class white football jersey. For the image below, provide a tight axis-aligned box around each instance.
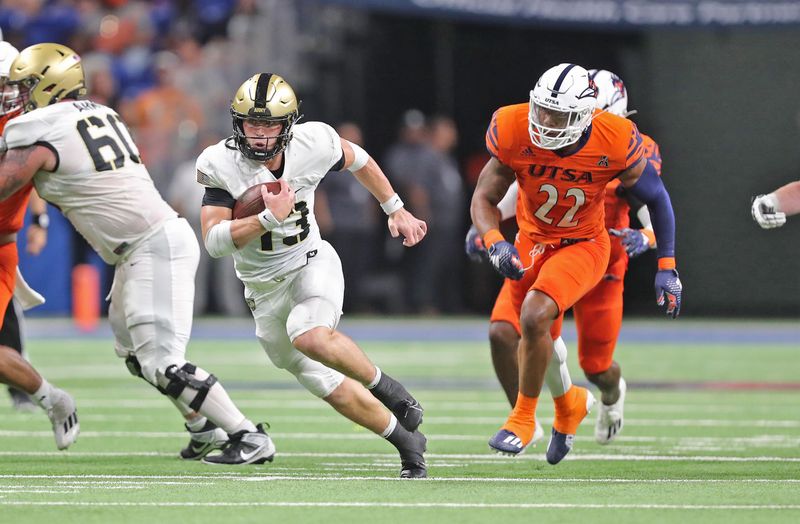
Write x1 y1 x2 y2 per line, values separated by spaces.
3 100 176 264
196 121 343 282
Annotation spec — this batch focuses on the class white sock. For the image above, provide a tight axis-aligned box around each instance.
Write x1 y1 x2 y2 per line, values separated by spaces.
380 413 398 438
366 367 382 389
229 417 258 434
545 337 572 398
32 379 56 410
177 366 255 434
186 415 208 432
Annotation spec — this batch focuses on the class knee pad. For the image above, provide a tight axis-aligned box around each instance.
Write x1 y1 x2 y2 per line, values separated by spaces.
124 354 144 378
285 357 345 398
161 362 218 412
287 297 340 342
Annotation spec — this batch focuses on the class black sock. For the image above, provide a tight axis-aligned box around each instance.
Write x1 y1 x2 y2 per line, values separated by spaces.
386 425 426 465
370 372 412 408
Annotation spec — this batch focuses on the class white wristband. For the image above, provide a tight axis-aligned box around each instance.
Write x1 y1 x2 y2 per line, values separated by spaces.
257 207 282 231
204 220 237 258
380 193 404 215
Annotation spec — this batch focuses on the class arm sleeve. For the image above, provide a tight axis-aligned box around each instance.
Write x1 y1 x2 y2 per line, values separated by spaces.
627 159 674 259
202 187 235 208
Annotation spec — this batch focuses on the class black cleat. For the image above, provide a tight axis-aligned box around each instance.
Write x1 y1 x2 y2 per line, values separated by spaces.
180 420 228 460
400 461 427 479
369 373 424 432
202 423 276 465
393 429 427 479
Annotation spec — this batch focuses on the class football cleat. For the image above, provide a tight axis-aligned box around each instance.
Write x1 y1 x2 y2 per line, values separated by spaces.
546 387 595 465
595 377 627 445
488 419 544 456
202 423 276 466
398 430 427 479
179 420 229 460
47 388 79 450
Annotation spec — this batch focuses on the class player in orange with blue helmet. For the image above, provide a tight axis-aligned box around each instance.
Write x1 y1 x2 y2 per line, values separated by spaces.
471 63 681 464
468 69 663 452
0 39 79 449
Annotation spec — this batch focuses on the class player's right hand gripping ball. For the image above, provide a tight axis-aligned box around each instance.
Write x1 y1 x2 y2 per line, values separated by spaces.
488 241 525 280
654 269 682 318
232 182 282 219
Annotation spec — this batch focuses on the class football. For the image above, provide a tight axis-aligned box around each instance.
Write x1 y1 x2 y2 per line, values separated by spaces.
232 182 282 219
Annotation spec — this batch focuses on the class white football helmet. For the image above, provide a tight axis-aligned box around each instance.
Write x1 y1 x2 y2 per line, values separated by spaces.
0 41 23 124
588 69 630 117
529 63 597 150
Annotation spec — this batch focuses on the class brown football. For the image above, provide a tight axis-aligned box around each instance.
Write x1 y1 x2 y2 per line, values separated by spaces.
232 182 282 219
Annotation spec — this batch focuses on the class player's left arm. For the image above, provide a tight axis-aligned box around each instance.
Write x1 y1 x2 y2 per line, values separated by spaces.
0 143 56 201
26 188 49 255
609 189 656 258
340 138 427 247
619 156 681 318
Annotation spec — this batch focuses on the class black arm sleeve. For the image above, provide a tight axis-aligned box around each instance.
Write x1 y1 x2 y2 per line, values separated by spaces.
617 184 646 214
330 151 346 172
202 187 236 208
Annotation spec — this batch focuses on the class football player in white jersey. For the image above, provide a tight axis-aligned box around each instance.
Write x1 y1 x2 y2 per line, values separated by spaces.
197 73 428 477
0 43 273 465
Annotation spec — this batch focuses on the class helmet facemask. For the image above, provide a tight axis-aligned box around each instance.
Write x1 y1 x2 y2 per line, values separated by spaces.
0 78 23 127
231 111 299 162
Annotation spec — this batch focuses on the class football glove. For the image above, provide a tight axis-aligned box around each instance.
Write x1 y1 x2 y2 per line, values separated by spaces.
465 225 487 261
609 227 653 258
751 194 786 229
654 269 682 319
488 241 524 281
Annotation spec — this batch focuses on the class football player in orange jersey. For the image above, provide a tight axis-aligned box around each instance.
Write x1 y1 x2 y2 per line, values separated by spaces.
471 63 681 464
0 40 79 448
467 69 662 453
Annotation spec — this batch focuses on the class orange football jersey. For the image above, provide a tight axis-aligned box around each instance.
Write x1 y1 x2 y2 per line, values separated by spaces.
487 104 644 244
603 133 662 230
0 119 33 234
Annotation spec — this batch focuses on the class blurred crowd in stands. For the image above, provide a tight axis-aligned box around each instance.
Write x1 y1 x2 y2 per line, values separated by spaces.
1 1 488 316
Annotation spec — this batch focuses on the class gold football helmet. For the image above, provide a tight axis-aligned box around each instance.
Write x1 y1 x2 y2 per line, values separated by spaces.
8 43 86 113
229 73 301 161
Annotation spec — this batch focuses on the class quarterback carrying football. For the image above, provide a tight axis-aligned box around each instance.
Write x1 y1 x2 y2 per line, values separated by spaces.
197 73 428 477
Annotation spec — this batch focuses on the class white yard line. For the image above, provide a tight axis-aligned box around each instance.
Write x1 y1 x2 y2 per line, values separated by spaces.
1 501 799 510
1 475 798 483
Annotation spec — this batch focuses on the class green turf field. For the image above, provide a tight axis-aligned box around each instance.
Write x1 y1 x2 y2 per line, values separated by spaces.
1 319 798 523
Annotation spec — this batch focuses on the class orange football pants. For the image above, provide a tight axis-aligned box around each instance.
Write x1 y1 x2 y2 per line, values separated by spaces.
0 242 19 330
491 231 619 374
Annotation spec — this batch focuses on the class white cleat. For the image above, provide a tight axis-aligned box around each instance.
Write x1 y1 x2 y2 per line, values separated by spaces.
595 377 626 445
47 389 80 450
